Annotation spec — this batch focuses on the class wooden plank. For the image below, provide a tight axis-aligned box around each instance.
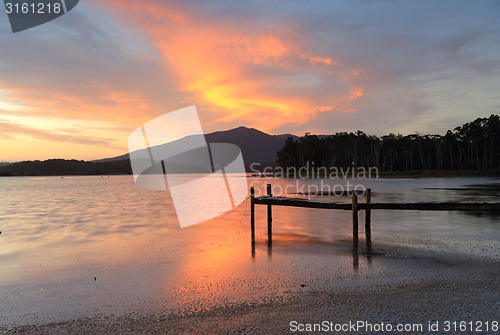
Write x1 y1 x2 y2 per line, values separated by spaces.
254 196 500 211
255 195 272 199
358 202 500 211
254 197 352 209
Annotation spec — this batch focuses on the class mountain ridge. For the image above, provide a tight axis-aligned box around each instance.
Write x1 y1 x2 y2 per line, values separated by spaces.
0 126 296 175
95 126 297 166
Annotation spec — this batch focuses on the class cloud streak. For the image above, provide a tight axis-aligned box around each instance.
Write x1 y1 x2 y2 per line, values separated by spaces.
0 119 114 146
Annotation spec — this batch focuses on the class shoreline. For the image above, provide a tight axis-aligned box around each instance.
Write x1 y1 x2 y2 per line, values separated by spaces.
6 246 499 334
1 169 500 178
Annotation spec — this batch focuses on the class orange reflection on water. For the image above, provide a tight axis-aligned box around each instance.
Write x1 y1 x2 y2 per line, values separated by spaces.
161 213 253 306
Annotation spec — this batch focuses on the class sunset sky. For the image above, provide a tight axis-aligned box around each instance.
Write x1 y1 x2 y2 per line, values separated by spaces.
1 0 500 161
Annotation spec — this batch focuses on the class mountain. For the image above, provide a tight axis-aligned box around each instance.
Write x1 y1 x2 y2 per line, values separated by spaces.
0 127 296 176
205 126 297 166
96 126 297 168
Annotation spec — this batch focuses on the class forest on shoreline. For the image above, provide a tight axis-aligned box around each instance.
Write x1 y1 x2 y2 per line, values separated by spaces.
0 159 131 176
277 115 500 173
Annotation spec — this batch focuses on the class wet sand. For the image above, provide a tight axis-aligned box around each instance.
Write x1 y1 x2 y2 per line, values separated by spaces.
7 247 500 334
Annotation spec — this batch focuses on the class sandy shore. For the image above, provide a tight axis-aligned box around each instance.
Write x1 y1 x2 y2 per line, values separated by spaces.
7 252 499 335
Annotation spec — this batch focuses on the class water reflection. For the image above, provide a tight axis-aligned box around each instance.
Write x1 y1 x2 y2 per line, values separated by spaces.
0 175 499 327
250 229 374 270
352 241 359 270
247 177 499 270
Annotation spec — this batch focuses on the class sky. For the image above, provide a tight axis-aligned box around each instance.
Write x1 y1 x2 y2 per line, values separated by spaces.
1 0 500 161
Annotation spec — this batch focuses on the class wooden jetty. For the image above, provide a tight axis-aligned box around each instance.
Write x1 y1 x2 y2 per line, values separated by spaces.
250 184 500 247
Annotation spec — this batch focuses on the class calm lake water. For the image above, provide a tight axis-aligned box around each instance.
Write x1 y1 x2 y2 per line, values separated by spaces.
0 175 499 328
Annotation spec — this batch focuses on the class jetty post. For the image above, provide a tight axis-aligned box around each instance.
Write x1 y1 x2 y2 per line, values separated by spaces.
267 184 273 246
365 188 372 252
250 186 255 242
352 192 359 247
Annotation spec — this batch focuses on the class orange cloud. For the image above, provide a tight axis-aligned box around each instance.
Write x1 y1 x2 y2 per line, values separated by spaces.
99 1 363 132
348 88 364 101
0 80 154 126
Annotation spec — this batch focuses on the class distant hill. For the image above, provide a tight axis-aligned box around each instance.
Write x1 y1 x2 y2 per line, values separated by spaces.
205 126 297 166
95 126 297 168
0 159 132 176
0 127 297 176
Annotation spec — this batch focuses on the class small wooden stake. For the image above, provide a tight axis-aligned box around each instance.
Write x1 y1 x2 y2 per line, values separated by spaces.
267 184 273 246
352 192 358 246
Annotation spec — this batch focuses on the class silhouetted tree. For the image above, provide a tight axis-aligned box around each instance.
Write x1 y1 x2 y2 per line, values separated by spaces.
276 115 500 172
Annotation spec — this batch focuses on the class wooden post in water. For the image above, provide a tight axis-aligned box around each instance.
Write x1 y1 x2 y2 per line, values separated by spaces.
250 187 255 242
365 188 372 257
365 189 372 236
267 184 273 246
352 192 358 246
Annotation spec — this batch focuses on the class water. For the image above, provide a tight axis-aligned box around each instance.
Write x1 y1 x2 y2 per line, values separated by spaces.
0 175 499 329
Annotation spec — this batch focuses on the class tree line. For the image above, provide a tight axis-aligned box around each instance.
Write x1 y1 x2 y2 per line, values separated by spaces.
277 115 500 172
0 159 132 176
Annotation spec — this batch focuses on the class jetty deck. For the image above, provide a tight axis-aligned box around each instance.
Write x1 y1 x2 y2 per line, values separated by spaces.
254 196 500 211
250 184 500 250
